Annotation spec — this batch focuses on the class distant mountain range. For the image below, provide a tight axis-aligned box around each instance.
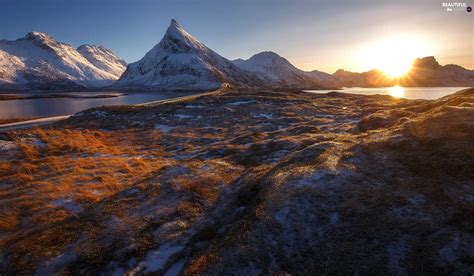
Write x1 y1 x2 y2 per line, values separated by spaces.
115 20 335 90
334 56 474 88
0 20 472 91
232 51 339 90
0 32 126 90
115 19 260 91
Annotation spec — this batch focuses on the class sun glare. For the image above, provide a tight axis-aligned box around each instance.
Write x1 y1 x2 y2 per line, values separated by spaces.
380 58 412 77
360 35 433 78
389 85 405 98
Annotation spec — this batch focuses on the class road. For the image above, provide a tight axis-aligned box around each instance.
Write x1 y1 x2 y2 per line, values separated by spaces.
0 115 72 131
136 83 230 107
0 83 230 131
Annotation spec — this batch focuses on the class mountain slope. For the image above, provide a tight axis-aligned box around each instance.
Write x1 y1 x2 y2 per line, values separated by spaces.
77 44 127 78
233 51 339 89
115 19 259 90
0 32 126 90
334 56 474 87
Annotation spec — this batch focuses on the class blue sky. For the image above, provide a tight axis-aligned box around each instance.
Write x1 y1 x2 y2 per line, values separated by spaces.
0 0 472 72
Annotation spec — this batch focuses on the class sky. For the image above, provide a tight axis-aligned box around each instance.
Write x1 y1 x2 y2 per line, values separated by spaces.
0 0 472 73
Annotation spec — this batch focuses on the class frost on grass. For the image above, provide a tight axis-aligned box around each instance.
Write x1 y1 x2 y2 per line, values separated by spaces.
132 243 185 273
226 100 257 106
174 114 193 119
1 88 473 274
155 124 175 133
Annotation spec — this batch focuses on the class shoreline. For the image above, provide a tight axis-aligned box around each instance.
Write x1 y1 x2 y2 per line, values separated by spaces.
0 84 230 131
0 93 122 101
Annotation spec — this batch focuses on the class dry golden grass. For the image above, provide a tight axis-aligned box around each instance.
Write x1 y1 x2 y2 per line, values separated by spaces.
34 128 123 155
174 158 243 205
184 254 218 275
3 89 471 274
0 127 171 237
0 160 12 171
0 213 20 231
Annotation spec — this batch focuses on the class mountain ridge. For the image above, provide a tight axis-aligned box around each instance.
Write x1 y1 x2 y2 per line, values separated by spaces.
0 32 126 91
115 19 263 90
0 24 472 91
115 20 337 91
232 51 339 89
333 56 474 87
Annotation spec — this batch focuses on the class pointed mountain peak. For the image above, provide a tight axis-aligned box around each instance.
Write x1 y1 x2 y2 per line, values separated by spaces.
158 19 205 53
170 19 179 27
22 31 66 52
164 18 188 39
25 31 54 42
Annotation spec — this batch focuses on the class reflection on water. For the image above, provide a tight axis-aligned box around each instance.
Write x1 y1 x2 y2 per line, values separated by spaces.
388 86 404 98
305 87 469 100
0 91 197 119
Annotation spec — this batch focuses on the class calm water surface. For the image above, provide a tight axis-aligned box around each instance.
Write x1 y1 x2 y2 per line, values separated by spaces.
0 91 197 119
0 87 470 119
306 87 470 100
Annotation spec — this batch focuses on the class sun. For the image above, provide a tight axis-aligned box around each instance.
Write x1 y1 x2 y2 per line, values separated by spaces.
379 56 412 77
359 35 433 78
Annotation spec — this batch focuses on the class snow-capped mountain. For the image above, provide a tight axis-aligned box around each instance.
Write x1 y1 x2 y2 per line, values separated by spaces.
77 44 127 78
233 51 339 89
0 32 126 90
115 19 259 90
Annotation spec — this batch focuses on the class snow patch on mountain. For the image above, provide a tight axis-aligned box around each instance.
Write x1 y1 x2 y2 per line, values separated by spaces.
77 44 127 78
0 50 26 86
115 19 259 90
233 51 339 89
0 32 126 90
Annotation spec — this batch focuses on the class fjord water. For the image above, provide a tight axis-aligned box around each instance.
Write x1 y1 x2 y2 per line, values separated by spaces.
306 87 469 100
0 91 197 119
0 87 469 119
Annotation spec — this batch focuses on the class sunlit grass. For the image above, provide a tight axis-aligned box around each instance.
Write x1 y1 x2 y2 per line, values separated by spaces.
0 127 171 236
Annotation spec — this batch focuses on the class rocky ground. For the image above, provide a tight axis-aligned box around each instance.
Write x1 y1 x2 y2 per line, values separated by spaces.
0 88 473 274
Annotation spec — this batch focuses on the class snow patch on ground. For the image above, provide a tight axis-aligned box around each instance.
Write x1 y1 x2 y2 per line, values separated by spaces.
252 113 273 119
164 259 185 276
32 138 47 148
155 124 175 133
133 243 184 273
275 206 291 224
294 170 336 188
185 104 205 109
329 212 340 224
386 236 411 274
53 198 82 214
227 100 257 106
0 140 17 151
174 114 193 119
439 247 458 263
438 234 460 264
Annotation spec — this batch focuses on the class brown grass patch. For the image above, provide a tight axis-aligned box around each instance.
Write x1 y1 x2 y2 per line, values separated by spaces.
0 127 170 238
